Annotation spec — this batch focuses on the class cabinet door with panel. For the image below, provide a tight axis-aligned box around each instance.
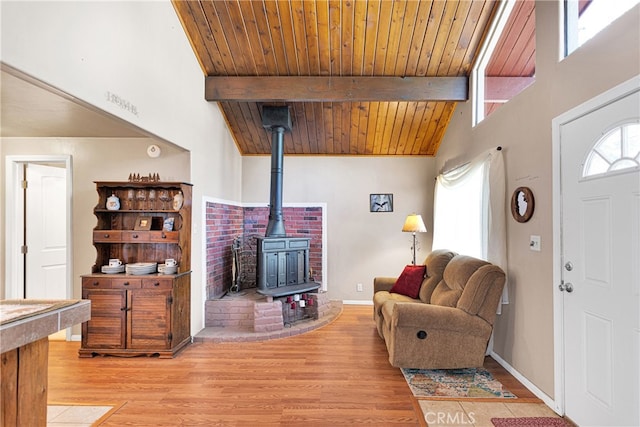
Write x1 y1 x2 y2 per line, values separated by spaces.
128 282 172 350
81 282 126 349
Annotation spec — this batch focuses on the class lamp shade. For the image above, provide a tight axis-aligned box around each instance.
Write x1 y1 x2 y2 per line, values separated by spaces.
402 214 427 233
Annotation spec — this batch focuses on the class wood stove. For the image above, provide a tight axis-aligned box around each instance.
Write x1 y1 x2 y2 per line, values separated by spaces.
256 106 320 297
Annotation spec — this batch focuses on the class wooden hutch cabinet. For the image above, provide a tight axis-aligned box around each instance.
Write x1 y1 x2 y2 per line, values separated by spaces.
79 181 192 358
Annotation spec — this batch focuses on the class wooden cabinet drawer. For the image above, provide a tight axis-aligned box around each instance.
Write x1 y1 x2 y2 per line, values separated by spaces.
82 277 142 289
94 230 179 243
93 230 122 242
142 278 174 289
121 231 146 242
148 231 179 243
82 277 112 289
119 231 179 243
111 278 142 289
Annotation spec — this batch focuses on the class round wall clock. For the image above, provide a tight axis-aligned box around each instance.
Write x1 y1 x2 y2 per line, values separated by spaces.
511 187 535 223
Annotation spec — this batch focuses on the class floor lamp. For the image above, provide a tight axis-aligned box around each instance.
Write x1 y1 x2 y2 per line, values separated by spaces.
402 214 427 265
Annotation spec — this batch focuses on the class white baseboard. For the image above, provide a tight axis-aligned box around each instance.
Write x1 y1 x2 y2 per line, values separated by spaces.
71 334 81 342
342 300 373 305
489 351 559 414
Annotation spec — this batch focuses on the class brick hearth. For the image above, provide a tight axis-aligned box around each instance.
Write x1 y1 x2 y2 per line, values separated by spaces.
196 289 342 343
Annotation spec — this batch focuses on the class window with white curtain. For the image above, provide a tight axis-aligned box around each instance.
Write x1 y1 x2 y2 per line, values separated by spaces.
433 148 508 306
433 164 485 258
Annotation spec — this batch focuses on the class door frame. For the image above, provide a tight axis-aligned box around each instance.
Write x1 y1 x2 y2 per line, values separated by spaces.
4 155 73 304
551 75 640 415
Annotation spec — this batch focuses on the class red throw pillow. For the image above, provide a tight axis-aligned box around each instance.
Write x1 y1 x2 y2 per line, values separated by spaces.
390 265 426 299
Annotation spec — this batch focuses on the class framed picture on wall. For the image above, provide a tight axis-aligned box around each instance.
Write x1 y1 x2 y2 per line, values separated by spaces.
370 194 393 212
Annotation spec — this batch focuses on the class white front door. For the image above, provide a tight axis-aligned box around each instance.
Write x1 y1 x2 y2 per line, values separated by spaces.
25 163 68 299
559 90 639 426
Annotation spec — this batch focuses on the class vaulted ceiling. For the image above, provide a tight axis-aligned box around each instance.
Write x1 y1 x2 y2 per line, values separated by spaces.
172 0 502 156
1 1 540 156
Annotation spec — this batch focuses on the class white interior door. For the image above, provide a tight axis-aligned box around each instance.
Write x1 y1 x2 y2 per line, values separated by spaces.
560 90 639 426
25 163 68 299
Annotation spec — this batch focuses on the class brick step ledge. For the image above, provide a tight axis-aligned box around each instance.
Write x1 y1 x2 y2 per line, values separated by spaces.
193 300 343 343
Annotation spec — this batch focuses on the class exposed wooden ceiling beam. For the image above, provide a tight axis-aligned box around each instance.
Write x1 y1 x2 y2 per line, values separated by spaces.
485 76 535 103
205 76 468 102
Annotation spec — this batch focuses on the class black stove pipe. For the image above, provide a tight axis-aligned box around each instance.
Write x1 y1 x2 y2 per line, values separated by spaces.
262 106 292 238
266 125 286 237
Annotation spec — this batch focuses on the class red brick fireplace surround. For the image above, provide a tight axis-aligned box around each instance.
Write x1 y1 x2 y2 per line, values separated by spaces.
202 201 332 341
205 202 324 299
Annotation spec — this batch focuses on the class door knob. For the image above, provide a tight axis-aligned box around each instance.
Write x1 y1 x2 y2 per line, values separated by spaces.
559 282 574 293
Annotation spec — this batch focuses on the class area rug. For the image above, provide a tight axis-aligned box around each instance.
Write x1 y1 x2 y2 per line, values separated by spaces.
491 417 569 427
401 367 517 398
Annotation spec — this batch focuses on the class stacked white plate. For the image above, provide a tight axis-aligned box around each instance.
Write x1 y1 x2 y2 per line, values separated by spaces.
158 264 178 275
101 264 125 274
125 262 157 275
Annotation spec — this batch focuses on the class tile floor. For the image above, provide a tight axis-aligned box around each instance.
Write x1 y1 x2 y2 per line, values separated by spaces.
47 405 114 427
419 401 562 427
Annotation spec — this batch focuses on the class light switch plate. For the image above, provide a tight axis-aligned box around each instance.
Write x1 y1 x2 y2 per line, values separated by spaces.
530 235 541 251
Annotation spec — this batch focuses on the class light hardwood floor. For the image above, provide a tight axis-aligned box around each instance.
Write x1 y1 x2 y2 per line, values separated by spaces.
47 305 540 426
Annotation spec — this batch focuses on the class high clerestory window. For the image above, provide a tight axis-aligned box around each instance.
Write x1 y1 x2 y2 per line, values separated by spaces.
564 0 639 58
472 0 536 125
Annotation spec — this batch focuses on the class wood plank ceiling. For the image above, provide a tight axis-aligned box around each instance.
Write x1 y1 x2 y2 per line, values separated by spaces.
172 0 500 156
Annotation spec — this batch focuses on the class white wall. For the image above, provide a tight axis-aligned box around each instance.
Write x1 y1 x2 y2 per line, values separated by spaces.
1 137 190 320
1 1 242 333
436 2 640 398
242 156 437 301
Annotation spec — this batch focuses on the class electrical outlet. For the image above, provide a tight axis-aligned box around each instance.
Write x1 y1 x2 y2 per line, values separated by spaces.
530 235 541 251
356 283 363 292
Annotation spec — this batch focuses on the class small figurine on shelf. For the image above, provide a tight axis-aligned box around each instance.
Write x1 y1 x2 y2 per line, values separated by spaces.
127 172 160 182
106 193 120 210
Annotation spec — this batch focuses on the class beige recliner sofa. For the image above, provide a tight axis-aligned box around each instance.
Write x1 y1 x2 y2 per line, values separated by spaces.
373 249 506 369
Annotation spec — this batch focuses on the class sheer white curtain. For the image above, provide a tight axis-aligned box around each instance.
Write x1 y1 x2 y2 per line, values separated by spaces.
433 147 508 307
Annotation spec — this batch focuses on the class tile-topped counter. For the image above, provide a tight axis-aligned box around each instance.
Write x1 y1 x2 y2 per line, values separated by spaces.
0 299 91 353
0 299 91 426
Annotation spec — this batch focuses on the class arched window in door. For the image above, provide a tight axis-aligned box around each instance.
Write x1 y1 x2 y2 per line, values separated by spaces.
583 122 640 178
